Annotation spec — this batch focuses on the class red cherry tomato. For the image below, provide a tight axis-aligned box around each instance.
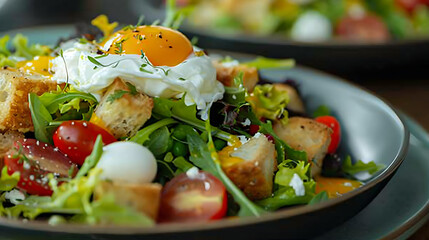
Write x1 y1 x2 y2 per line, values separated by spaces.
315 116 341 154
159 170 227 223
395 0 428 13
4 139 78 196
53 120 116 166
336 14 390 42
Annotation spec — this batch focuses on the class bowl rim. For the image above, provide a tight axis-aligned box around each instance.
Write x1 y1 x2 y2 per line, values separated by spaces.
0 63 410 235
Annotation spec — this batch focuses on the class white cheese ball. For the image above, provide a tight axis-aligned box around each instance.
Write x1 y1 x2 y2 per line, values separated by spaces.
97 142 157 184
291 11 332 42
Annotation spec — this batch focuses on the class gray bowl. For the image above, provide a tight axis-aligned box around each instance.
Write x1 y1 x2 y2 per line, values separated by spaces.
0 53 409 238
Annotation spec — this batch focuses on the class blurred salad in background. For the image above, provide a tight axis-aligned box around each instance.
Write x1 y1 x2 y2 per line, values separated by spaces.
180 0 429 42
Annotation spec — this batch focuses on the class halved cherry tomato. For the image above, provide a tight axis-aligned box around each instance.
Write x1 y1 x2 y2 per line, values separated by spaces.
315 116 341 154
158 170 227 223
395 0 428 13
336 14 390 42
53 120 117 166
4 139 78 196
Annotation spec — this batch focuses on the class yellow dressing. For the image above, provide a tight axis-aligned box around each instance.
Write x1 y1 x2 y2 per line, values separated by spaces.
17 56 54 76
217 139 244 168
315 176 362 198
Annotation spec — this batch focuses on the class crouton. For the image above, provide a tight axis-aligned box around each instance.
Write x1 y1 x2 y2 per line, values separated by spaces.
273 117 332 176
273 83 306 115
212 61 259 91
220 134 276 200
94 181 162 220
95 78 153 139
0 68 58 132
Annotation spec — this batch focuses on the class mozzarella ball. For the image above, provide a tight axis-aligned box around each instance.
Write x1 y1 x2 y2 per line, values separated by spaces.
291 11 332 42
97 142 157 184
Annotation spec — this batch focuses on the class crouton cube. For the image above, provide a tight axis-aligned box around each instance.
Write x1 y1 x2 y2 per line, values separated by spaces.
95 78 153 139
94 181 162 220
221 134 276 200
0 68 58 132
212 61 259 91
273 117 332 176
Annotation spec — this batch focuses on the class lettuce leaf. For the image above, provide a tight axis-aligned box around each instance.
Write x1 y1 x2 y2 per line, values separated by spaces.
342 156 384 176
12 33 51 59
257 161 316 211
28 89 98 143
0 167 20 192
242 57 295 69
3 140 153 226
246 84 290 125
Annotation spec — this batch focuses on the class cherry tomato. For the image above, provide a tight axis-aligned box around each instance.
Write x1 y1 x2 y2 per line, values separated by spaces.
53 120 117 166
395 0 428 13
4 139 78 196
158 170 227 223
315 116 341 154
336 14 390 42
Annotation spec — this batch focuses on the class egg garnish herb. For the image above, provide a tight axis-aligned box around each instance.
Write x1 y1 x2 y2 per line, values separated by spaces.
48 15 224 119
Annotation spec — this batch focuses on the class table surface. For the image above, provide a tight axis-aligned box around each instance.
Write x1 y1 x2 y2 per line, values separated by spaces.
339 69 429 240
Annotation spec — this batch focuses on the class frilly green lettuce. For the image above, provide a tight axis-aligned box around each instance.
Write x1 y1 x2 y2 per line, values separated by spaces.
257 161 316 211
246 84 290 125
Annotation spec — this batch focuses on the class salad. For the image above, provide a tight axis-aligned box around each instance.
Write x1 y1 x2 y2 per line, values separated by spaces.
0 4 383 226
183 0 429 42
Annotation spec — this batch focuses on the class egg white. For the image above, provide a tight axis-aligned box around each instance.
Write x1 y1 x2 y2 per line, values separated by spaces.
51 41 224 117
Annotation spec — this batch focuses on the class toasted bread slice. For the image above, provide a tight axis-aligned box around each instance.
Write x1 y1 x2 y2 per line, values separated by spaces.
273 83 306 115
213 61 259 91
94 181 162 220
222 134 276 200
0 68 58 132
95 78 153 139
273 117 332 176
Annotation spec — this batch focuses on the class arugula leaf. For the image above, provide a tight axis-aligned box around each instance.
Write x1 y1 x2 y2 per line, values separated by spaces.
75 135 103 178
28 93 55 144
39 91 97 114
29 90 98 143
144 126 171 157
242 57 295 69
342 156 385 176
106 82 138 103
153 97 233 142
130 118 177 145
257 182 315 211
309 191 329 205
187 129 265 217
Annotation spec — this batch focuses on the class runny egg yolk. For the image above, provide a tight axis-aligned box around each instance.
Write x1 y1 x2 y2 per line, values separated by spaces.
104 25 193 67
16 56 54 76
315 176 362 198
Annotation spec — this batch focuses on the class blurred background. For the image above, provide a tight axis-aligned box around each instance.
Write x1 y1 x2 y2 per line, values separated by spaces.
0 0 428 238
